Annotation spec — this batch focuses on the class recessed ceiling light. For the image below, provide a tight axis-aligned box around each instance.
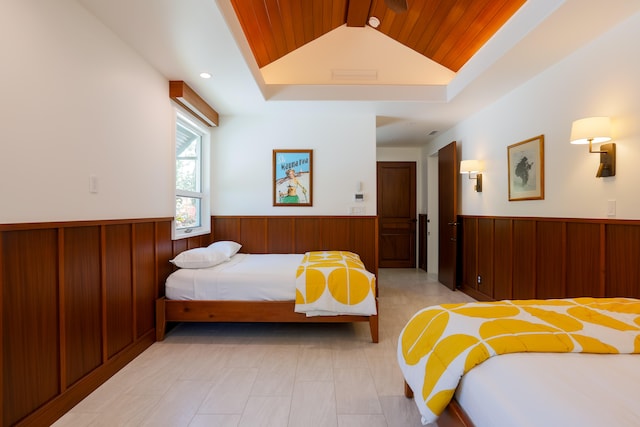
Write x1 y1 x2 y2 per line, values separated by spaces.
199 72 212 79
368 16 380 28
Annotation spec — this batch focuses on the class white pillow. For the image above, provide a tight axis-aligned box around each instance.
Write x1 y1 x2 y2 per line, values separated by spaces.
170 247 228 269
208 241 242 258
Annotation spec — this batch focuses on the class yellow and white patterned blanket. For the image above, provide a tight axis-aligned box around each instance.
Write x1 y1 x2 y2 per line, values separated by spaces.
397 297 640 425
294 251 377 317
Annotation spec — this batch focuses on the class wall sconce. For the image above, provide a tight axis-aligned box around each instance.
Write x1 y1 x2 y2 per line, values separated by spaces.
460 160 485 192
570 116 615 177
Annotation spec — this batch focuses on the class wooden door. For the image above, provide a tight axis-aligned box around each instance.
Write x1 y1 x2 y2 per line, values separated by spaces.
438 141 458 290
377 162 416 268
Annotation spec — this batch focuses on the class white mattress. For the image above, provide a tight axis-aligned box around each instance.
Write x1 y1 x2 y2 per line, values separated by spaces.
165 253 304 301
455 352 640 427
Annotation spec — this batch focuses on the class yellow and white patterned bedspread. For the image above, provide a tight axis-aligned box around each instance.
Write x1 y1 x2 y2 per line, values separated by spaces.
397 297 640 425
294 251 377 316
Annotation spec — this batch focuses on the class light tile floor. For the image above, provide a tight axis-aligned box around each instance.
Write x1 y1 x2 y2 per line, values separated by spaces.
53 268 475 427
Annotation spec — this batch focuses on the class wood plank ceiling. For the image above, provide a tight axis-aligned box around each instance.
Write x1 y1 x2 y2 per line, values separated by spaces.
230 0 526 73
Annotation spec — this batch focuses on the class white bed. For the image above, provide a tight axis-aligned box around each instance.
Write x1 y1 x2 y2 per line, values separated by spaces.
397 297 640 427
455 352 640 427
157 249 379 342
165 253 303 301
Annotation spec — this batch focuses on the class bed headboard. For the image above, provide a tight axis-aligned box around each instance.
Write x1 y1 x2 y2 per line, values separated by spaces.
210 215 379 276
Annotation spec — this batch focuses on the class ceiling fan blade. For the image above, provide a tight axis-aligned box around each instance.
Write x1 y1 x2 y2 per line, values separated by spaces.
385 0 408 13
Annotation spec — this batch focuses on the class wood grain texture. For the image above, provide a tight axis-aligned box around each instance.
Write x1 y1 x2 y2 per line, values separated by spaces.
232 0 525 72
566 222 601 297
477 218 494 297
105 224 134 358
459 216 640 301
606 224 640 298
1 218 171 426
62 226 102 387
493 219 512 300
211 215 378 275
535 221 565 299
2 229 60 426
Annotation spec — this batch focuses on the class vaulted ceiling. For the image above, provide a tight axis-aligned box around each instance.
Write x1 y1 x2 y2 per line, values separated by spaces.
230 0 526 74
78 0 640 146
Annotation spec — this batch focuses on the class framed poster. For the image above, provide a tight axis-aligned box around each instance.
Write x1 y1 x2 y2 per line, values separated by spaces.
508 135 544 201
273 149 313 206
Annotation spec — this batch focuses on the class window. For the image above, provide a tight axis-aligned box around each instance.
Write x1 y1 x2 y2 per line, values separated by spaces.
173 109 210 239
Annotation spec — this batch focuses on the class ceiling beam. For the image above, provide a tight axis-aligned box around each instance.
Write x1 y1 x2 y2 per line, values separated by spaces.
346 0 372 27
169 81 219 127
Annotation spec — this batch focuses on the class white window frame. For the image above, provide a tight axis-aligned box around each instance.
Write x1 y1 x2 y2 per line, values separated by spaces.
172 108 210 240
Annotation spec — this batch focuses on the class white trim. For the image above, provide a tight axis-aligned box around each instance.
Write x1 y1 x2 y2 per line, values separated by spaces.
172 107 211 240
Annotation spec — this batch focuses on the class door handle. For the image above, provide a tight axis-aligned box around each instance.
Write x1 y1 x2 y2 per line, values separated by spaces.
447 222 459 226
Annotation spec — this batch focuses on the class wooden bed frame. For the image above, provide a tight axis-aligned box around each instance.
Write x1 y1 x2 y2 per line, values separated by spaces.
156 298 379 342
156 215 381 344
404 381 474 427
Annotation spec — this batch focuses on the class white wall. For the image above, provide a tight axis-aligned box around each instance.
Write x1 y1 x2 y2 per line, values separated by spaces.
424 10 640 273
212 113 377 215
0 0 174 223
1 0 379 225
429 10 640 220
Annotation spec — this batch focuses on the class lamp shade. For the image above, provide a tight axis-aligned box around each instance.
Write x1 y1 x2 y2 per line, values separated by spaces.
460 160 484 174
570 117 611 145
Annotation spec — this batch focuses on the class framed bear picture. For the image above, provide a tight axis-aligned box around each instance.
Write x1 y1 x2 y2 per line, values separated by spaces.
508 135 544 201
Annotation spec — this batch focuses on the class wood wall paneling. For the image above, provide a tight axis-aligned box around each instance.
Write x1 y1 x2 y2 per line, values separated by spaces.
266 217 295 253
510 220 536 299
210 216 240 242
294 217 322 254
1 218 172 426
535 221 565 299
477 218 494 297
493 219 512 300
3 229 60 427
134 223 156 338
210 216 379 276
62 226 102 388
459 216 640 302
565 223 602 297
156 221 174 299
105 225 134 359
605 224 640 298
321 217 351 251
461 217 477 293
239 217 268 253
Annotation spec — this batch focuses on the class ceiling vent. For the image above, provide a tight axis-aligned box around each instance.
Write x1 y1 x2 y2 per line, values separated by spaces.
331 69 378 81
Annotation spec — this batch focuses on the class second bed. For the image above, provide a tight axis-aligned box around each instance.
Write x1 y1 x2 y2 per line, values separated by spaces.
156 244 379 342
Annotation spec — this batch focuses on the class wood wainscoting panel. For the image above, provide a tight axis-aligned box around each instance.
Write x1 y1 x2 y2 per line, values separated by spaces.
62 226 102 388
493 219 513 300
266 217 295 253
293 217 323 254
566 222 602 297
320 217 352 252
461 217 477 294
511 220 536 299
477 218 494 297
134 222 156 338
156 221 174 299
536 221 565 299
211 216 379 276
2 229 60 427
606 224 640 298
239 217 268 253
104 224 134 359
459 216 640 302
1 218 172 427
